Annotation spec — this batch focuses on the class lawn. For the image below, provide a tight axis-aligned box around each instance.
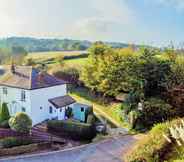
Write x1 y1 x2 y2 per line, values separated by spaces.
27 50 88 71
64 58 88 67
69 87 130 129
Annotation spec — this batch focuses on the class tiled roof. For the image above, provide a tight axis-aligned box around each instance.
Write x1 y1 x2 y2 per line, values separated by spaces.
48 95 76 108
0 66 67 90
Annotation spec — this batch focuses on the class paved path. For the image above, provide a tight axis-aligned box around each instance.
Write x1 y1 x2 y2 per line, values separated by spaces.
0 135 138 162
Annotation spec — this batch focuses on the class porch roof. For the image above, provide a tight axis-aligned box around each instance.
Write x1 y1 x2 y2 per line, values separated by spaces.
48 95 76 108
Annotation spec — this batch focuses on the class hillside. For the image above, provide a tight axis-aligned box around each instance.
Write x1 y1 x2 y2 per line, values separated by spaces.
0 37 137 52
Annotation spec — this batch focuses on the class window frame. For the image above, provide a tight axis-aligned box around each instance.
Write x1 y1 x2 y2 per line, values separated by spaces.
49 106 53 114
2 87 7 95
81 107 84 112
22 107 26 112
21 90 26 102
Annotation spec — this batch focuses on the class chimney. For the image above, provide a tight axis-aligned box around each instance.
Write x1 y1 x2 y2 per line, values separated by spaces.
11 64 15 74
38 71 45 85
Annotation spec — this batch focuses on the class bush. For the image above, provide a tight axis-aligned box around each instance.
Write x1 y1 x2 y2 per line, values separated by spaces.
0 103 10 123
125 118 183 162
134 98 173 130
52 66 80 83
128 110 140 129
0 119 9 128
0 137 32 148
47 120 96 140
9 112 32 133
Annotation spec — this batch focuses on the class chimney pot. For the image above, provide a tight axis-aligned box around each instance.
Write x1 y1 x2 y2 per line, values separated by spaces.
11 64 15 74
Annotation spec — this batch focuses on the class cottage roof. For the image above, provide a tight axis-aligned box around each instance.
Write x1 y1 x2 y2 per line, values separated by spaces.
48 95 76 108
0 65 67 90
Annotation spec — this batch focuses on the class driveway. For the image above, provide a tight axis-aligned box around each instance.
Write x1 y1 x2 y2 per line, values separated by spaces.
0 135 138 162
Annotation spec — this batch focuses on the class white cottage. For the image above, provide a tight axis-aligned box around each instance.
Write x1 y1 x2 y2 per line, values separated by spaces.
0 65 76 125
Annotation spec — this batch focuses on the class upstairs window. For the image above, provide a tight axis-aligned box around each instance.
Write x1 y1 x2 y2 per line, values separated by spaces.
21 90 26 102
3 87 7 95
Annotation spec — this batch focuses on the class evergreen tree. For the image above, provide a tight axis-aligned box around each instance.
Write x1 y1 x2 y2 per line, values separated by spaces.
0 103 10 122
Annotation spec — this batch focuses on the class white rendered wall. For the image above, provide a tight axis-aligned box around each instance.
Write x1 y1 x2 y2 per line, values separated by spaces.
0 86 31 118
30 84 67 125
0 84 67 125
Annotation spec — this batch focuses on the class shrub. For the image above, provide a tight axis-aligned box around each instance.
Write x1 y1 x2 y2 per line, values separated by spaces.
128 110 140 129
0 137 32 148
0 119 9 128
134 98 173 130
9 112 32 133
0 103 10 123
125 118 184 162
47 120 96 140
52 66 80 84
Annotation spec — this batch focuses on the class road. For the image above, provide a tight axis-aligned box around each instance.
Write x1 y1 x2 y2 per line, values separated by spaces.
0 135 138 162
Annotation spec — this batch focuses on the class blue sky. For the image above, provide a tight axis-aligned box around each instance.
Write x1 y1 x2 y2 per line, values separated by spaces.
0 0 183 46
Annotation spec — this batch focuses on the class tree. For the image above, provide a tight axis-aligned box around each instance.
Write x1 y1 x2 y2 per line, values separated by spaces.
81 43 137 96
132 48 172 97
24 58 36 66
169 56 184 87
9 112 32 133
0 103 10 123
135 98 173 129
11 46 28 65
71 42 87 50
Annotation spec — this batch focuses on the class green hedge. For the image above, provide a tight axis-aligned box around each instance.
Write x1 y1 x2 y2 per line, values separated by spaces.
47 120 96 140
0 119 9 128
125 118 183 162
0 137 33 148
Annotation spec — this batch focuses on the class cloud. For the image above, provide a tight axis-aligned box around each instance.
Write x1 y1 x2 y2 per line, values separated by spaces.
155 0 184 11
70 0 135 41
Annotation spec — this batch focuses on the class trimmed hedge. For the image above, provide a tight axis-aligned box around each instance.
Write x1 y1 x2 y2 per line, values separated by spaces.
0 142 51 156
125 118 183 162
0 137 32 148
47 120 96 140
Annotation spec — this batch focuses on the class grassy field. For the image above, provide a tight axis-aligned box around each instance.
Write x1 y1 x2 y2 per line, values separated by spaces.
27 50 88 70
64 58 88 66
69 87 130 128
27 51 87 61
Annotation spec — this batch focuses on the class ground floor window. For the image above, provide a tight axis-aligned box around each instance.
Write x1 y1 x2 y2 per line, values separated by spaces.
81 107 84 112
49 106 53 114
22 107 26 112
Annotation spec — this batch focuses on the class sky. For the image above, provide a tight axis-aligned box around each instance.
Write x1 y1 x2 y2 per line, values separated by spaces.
0 0 183 47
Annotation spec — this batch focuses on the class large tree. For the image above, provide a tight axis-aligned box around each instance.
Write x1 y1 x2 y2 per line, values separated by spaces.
81 42 137 96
